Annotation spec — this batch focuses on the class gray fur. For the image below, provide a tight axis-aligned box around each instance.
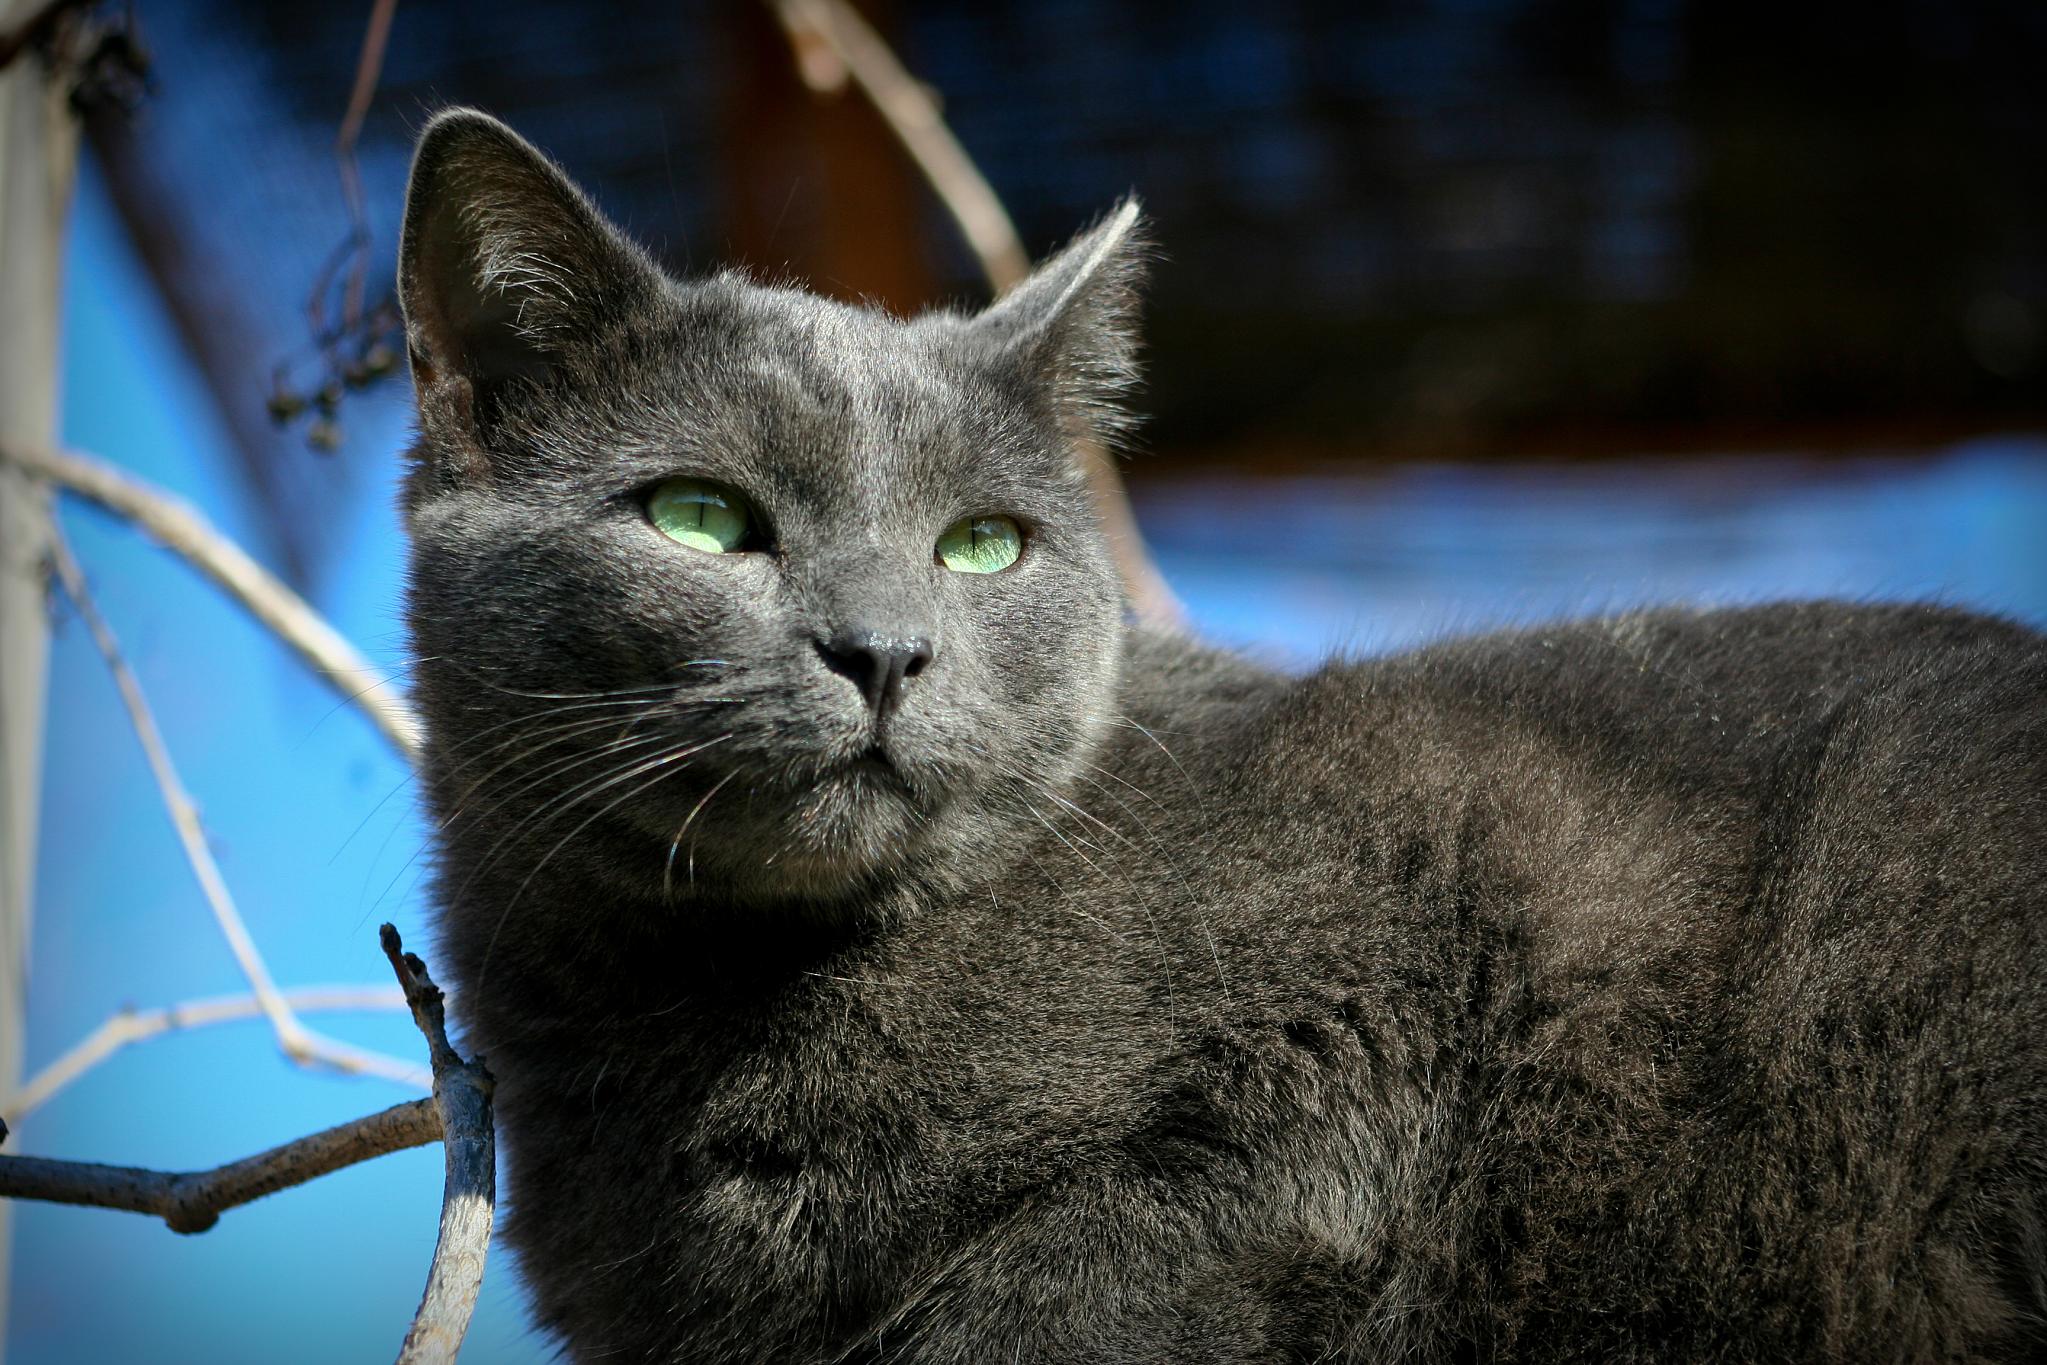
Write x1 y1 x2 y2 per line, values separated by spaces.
399 109 2047 1362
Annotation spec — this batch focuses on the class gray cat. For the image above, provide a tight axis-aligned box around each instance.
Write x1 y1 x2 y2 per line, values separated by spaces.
396 108 2047 1363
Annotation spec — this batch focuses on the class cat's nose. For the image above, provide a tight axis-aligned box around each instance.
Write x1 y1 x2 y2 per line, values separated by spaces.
817 628 935 718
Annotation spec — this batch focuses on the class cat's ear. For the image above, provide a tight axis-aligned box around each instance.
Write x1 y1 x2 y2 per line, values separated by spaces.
398 109 660 459
966 199 1148 443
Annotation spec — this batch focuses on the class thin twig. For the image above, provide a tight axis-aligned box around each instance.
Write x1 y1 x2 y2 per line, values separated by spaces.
5 985 415 1123
334 0 395 179
321 0 398 338
46 526 424 1091
1 441 421 758
381 924 494 1365
0 931 495 1362
0 1097 439 1233
767 0 1028 290
763 0 1184 626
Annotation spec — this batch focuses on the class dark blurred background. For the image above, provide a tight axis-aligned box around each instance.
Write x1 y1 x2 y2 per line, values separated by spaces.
85 0 2047 576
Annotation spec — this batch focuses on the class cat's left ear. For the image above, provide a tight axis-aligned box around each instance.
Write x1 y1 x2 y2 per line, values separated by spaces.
963 199 1148 443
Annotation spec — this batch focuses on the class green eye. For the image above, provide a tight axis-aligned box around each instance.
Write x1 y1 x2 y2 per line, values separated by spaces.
935 515 1023 574
648 478 751 554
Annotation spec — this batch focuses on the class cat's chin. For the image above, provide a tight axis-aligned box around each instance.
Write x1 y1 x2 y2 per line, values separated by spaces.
656 828 925 918
624 756 946 908
760 765 936 883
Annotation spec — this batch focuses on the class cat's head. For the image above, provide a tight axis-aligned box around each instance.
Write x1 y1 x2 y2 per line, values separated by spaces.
398 109 1144 912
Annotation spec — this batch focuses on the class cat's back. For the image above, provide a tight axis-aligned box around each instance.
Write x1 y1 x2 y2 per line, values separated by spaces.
1114 601 2047 1359
1208 600 2046 880
1278 599 2041 793
1119 599 2047 978
1179 599 2047 1061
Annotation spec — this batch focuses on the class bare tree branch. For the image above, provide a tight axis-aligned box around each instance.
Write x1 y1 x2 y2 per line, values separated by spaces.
270 0 407 452
0 1097 439 1233
381 923 494 1365
45 526 426 1091
5 985 414 1123
763 0 1185 627
0 0 89 73
0 929 496 1361
328 0 398 332
1079 443 1186 630
766 0 1027 293
0 441 423 759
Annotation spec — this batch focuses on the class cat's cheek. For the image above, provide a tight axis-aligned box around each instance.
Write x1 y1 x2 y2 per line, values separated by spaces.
601 536 787 660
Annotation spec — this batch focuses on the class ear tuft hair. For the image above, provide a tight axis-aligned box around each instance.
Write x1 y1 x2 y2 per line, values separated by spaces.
967 199 1150 446
398 109 661 429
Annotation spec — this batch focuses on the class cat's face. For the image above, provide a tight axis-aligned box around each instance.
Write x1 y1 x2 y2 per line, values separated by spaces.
398 110 1144 908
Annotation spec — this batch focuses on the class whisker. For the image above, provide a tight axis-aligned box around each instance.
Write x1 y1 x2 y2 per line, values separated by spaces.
1057 770 1232 1010
367 732 676 929
439 694 669 765
454 671 722 702
442 726 673 834
1115 715 1193 786
1008 790 1185 1032
1027 779 1138 851
1079 758 1165 810
476 734 737 985
445 732 691 899
356 731 657 934
332 697 661 870
462 731 738 894
666 768 744 897
443 711 666 810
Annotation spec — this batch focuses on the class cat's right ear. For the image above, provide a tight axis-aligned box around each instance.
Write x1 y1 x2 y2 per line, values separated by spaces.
960 200 1149 446
398 109 660 478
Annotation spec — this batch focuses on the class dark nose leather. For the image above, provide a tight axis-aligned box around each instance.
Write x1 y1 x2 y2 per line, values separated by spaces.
817 628 935 718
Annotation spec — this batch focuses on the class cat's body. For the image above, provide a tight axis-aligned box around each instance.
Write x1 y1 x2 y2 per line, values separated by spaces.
397 111 2047 1362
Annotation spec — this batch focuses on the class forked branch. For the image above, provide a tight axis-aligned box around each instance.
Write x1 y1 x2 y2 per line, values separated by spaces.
5 984 410 1123
45 526 425 1090
381 923 495 1365
0 927 495 1363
